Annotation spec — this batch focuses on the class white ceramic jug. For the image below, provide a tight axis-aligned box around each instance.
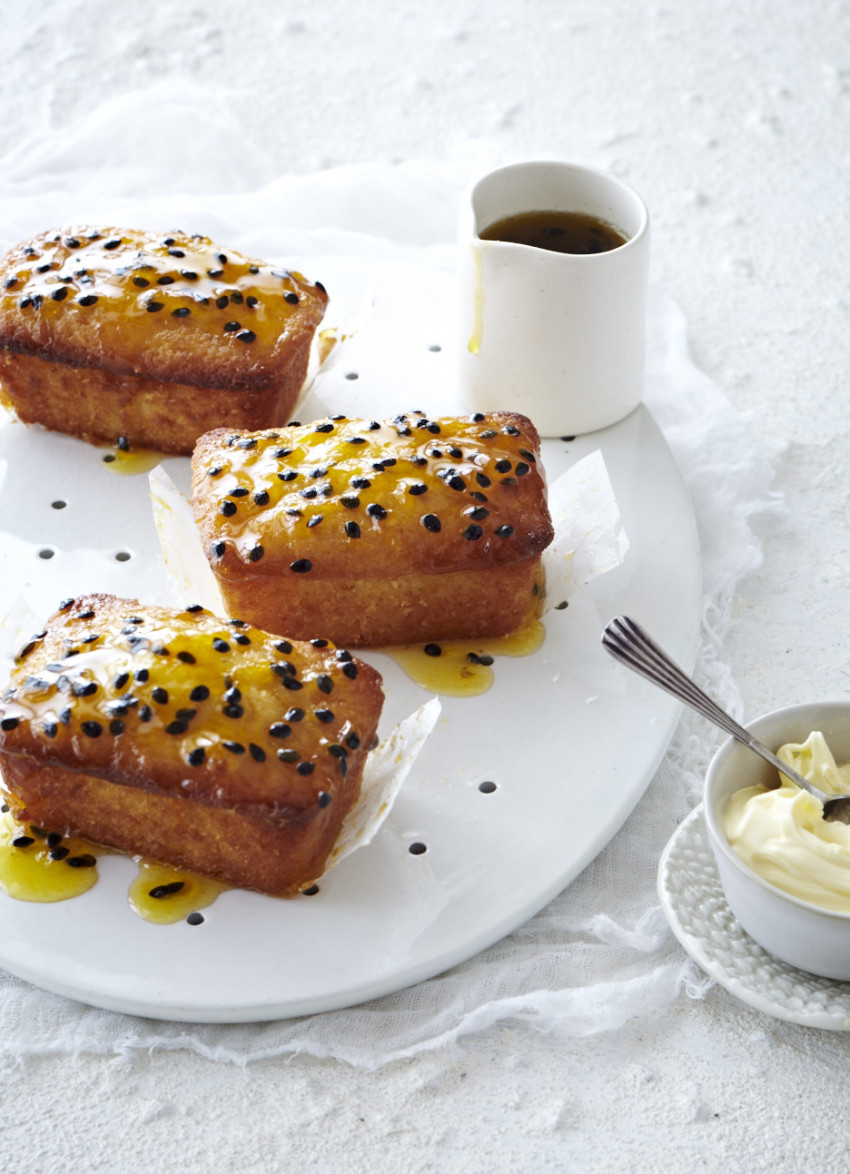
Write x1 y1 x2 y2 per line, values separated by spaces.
456 161 650 437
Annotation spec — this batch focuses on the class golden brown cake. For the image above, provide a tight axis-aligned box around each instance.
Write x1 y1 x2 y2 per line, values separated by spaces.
190 411 554 646
0 594 383 897
0 227 328 454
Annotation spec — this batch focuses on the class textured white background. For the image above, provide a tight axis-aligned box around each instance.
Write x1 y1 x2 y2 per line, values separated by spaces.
2 1 850 1171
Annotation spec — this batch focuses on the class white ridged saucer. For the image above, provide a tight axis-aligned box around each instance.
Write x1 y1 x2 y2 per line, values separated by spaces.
658 805 850 1030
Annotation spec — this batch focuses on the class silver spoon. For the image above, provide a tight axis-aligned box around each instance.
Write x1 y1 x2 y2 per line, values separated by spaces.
602 615 850 824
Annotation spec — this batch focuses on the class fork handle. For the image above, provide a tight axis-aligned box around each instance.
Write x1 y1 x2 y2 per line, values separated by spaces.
601 615 818 795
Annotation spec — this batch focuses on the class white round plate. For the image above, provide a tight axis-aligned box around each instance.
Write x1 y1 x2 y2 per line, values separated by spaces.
0 253 701 1022
658 805 850 1030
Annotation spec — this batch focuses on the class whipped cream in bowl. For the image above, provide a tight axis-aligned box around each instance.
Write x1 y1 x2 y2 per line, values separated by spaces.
704 701 850 980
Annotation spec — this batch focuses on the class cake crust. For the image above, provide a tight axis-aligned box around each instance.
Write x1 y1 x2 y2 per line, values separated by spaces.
0 226 328 453
191 411 554 645
0 594 383 896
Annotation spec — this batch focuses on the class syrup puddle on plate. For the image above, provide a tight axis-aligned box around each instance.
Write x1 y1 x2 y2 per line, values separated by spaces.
382 616 546 697
0 809 100 903
101 444 164 476
0 808 224 924
129 861 228 925
381 580 547 697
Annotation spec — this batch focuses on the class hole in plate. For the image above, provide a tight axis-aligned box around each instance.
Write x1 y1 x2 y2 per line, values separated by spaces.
344 372 359 381
51 500 67 510
114 551 133 563
301 884 320 897
478 780 497 794
408 841 427 856
428 344 442 352
38 548 55 560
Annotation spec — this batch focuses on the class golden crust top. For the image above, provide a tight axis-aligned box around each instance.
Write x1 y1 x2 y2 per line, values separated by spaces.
0 594 382 823
191 411 554 581
0 227 328 390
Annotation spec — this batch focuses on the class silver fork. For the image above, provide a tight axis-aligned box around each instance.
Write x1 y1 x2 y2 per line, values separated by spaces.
602 615 850 823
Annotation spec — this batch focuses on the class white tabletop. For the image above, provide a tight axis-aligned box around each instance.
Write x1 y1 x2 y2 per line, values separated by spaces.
2 2 849 1170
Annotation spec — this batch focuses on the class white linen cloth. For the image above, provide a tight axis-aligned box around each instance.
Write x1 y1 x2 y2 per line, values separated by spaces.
0 92 776 1068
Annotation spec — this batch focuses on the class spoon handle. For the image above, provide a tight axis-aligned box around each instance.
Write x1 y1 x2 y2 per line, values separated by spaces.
601 615 816 794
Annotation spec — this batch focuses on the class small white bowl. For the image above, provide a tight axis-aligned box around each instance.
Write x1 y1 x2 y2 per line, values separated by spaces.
704 700 850 981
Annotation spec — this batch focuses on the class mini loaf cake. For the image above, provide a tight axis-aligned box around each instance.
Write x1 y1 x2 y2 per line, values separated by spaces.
191 411 554 646
0 594 383 897
0 227 328 454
